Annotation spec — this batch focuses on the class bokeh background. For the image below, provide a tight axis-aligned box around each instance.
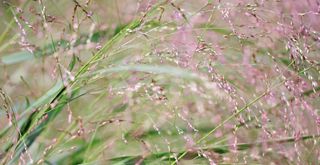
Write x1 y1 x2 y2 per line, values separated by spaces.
1 0 320 164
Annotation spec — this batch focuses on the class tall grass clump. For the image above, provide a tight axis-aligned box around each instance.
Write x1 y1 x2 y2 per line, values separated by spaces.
0 0 319 164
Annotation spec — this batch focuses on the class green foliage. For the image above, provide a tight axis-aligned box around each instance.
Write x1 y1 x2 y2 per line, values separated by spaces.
0 0 319 164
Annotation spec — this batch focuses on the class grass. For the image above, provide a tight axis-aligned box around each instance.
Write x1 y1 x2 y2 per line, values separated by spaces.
0 0 320 164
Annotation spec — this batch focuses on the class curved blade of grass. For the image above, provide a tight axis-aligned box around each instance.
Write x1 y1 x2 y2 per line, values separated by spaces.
85 64 199 80
1 51 34 65
22 80 64 117
1 30 106 65
197 24 232 35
